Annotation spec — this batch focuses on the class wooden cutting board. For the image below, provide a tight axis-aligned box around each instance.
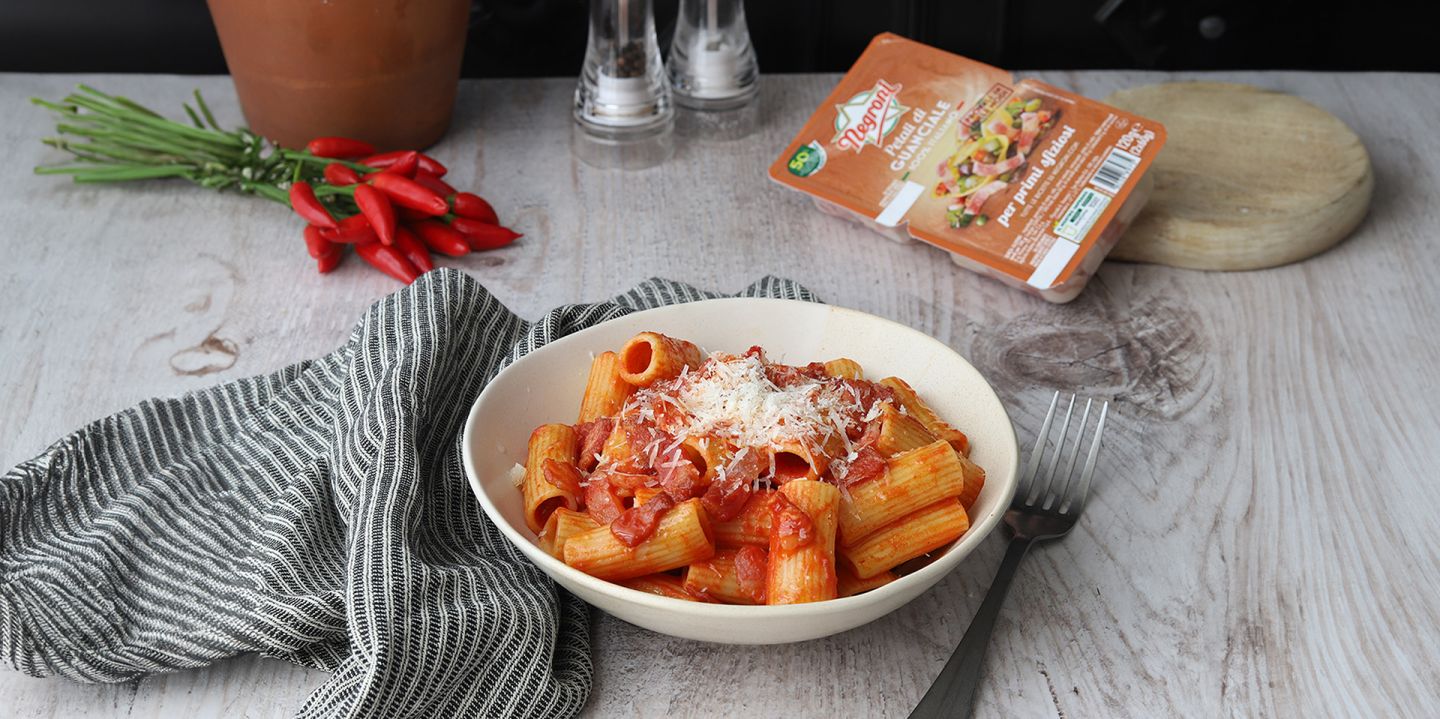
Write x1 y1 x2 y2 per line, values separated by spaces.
1103 82 1372 270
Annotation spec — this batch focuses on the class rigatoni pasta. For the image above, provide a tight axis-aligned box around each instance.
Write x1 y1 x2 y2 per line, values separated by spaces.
955 449 986 512
875 402 937 456
712 490 773 548
822 357 864 380
768 440 827 482
618 332 704 387
538 507 600 560
838 565 898 597
622 574 709 601
578 350 632 422
837 439 966 545
767 480 840 604
516 331 984 605
880 376 971 456
522 423 580 533
842 499 969 579
684 547 768 604
563 498 715 581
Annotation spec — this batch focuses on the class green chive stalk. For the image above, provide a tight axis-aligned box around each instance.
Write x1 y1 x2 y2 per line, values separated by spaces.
32 85 369 211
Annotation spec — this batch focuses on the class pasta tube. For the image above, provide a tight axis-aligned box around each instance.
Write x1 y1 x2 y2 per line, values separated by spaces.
955 449 986 511
621 574 708 602
838 439 965 546
564 499 715 581
578 350 633 422
681 435 731 483
838 565 898 597
768 440 829 482
822 357 864 380
522 423 580 533
879 376 970 456
767 479 840 604
842 499 969 579
875 402 938 457
683 547 768 605
538 507 600 560
713 489 773 547
618 332 704 387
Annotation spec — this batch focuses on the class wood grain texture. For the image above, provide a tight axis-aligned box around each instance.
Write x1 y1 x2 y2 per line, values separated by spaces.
1105 82 1373 270
1 70 1438 718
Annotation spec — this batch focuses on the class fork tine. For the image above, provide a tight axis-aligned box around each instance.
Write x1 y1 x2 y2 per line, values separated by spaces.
1016 391 1060 504
1060 400 1108 514
1050 398 1093 509
1030 394 1076 507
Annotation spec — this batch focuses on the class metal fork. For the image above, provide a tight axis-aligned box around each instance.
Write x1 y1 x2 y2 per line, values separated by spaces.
908 392 1109 719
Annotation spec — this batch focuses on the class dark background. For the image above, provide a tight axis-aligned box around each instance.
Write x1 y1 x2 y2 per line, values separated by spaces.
2 0 1436 75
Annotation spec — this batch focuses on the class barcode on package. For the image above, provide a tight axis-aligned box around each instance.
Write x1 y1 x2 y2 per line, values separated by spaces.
1090 148 1141 195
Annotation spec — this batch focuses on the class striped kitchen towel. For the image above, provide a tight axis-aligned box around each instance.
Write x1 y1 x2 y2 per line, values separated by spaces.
0 269 816 718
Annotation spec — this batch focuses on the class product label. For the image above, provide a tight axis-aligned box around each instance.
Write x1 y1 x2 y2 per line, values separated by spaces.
768 33 1167 290
1055 187 1109 241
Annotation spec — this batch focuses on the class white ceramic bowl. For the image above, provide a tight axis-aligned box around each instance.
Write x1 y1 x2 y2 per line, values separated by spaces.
462 298 1018 644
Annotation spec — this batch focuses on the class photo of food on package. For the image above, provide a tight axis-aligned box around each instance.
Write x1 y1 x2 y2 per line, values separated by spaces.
933 93 1059 230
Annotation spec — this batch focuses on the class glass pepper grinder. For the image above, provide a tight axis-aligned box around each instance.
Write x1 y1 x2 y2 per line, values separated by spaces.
572 0 674 169
667 0 760 140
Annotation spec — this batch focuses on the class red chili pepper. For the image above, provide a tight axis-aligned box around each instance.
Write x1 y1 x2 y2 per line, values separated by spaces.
413 170 457 197
353 184 397 246
316 248 343 274
386 151 420 177
395 206 432 222
303 226 334 258
360 151 410 168
323 162 362 186
288 181 337 229
320 214 378 244
416 153 447 177
372 174 449 216
411 220 471 257
361 150 420 177
306 137 376 159
355 242 420 284
452 193 499 224
393 226 435 273
451 218 522 250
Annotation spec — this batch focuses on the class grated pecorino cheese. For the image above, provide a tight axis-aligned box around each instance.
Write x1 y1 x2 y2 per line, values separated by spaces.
624 353 871 454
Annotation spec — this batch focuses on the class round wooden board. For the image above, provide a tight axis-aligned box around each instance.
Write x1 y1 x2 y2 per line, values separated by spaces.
1103 82 1372 270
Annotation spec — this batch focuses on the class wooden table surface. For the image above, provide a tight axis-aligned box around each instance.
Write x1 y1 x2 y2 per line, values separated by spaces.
1 70 1437 718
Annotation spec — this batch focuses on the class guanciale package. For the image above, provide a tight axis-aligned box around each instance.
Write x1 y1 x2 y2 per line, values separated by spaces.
769 34 1167 302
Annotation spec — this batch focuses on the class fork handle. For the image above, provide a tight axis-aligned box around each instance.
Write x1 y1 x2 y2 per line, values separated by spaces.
908 537 1033 719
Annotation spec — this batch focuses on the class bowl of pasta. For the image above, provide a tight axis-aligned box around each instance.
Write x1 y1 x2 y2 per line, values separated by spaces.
461 298 1019 644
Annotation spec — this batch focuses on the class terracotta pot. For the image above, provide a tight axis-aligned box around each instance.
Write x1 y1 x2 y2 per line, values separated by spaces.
206 0 470 151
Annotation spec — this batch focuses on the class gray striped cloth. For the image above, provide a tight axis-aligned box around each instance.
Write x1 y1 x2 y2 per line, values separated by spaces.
0 269 816 718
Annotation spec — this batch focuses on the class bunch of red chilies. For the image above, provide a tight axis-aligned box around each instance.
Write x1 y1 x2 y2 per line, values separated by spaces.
292 136 521 283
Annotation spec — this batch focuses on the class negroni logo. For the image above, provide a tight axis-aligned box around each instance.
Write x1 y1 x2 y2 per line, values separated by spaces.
832 80 907 153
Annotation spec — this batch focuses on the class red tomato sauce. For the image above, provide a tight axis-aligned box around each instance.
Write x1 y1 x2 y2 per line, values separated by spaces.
734 545 769 603
771 492 816 552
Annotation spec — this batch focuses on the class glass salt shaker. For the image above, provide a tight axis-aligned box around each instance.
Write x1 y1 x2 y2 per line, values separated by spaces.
667 0 760 140
572 0 674 169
